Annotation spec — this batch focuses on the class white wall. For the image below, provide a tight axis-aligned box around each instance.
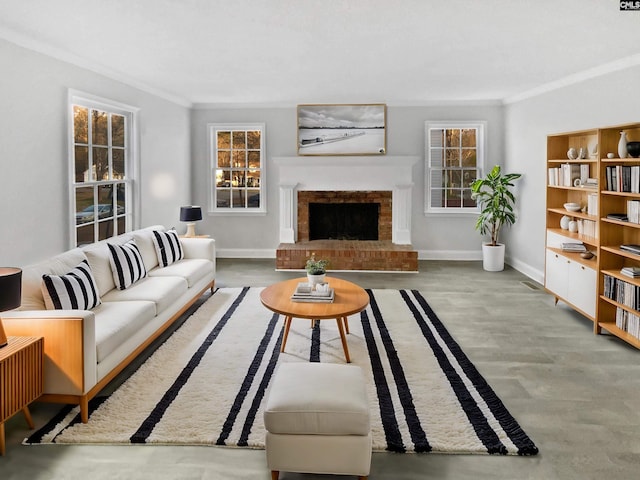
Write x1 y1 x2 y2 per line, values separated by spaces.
0 38 191 267
191 104 505 258
504 65 640 282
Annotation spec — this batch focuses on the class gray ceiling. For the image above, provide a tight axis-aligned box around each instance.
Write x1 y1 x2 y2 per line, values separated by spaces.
1 0 639 106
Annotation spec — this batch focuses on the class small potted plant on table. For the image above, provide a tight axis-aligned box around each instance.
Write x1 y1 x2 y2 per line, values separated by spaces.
305 254 329 286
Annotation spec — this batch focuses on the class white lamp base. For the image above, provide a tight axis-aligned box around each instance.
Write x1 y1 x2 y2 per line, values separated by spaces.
184 222 197 238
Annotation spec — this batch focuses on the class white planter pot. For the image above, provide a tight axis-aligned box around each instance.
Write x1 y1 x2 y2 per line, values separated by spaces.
482 243 505 272
307 273 326 286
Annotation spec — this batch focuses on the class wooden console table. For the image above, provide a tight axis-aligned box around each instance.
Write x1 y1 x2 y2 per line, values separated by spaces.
0 336 44 456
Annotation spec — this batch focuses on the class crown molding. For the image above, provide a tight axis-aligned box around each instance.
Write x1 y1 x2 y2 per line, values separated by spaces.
504 53 640 105
0 27 193 108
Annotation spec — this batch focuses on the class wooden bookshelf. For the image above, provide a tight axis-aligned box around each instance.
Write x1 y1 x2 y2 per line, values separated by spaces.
546 123 640 348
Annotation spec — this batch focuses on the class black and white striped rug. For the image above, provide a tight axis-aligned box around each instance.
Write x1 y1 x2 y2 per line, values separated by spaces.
26 287 538 455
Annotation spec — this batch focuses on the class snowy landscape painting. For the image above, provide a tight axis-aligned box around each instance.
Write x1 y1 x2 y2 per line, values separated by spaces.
297 104 386 155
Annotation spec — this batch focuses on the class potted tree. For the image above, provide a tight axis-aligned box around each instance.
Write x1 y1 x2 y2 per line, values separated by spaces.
305 254 329 286
470 165 522 271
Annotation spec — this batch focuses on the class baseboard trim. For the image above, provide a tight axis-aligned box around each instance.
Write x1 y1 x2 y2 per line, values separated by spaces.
216 248 542 283
417 250 482 261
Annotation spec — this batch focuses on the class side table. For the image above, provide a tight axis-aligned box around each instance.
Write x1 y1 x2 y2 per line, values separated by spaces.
0 336 44 456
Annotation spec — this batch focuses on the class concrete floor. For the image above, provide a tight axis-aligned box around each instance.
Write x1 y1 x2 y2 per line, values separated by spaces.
2 259 639 479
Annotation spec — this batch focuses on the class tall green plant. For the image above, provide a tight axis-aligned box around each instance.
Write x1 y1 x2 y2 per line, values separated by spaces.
470 165 522 246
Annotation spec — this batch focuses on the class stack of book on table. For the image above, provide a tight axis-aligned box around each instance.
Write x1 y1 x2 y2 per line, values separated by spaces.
291 282 335 303
620 267 640 278
620 244 640 255
561 242 587 252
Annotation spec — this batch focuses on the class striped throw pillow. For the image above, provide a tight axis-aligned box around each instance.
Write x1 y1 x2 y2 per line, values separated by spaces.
42 259 101 310
108 240 147 290
152 229 184 267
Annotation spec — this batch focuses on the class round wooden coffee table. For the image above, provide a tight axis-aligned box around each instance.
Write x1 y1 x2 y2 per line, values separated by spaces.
260 277 369 363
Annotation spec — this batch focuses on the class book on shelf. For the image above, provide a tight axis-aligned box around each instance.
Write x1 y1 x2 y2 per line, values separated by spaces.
627 200 640 224
562 163 581 187
291 282 335 303
587 193 598 216
561 242 587 252
605 165 640 193
580 164 589 184
577 218 597 238
620 244 640 255
607 213 628 222
620 267 640 278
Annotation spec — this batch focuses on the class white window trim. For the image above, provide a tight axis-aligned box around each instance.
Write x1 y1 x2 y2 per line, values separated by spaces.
424 120 486 215
208 123 267 216
68 89 140 247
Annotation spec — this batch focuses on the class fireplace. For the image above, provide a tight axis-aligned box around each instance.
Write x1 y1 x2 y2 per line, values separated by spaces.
309 203 379 240
297 191 392 243
274 155 418 271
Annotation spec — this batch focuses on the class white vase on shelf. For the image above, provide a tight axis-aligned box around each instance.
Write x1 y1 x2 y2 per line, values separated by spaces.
618 131 628 159
568 220 578 233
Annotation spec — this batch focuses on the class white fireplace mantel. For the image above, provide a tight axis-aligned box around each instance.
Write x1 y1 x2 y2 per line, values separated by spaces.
274 155 419 244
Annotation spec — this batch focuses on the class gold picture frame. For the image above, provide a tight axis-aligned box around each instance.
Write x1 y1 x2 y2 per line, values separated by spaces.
297 104 387 156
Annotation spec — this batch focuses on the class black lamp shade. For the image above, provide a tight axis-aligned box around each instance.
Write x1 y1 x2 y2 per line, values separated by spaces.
180 206 203 222
0 267 22 312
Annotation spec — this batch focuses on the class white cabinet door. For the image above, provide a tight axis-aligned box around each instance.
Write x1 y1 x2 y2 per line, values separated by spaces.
545 249 569 299
568 261 597 318
545 249 596 318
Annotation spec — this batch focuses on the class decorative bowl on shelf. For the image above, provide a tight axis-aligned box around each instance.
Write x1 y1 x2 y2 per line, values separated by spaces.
627 141 640 158
564 202 581 212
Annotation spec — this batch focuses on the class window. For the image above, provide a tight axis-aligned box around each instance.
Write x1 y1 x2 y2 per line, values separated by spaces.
209 124 265 214
69 91 138 246
425 121 485 213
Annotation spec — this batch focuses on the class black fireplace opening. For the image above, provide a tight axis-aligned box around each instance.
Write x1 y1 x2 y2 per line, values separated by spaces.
309 203 379 240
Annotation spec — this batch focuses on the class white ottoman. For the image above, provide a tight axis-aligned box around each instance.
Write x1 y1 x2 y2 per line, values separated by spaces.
264 363 372 480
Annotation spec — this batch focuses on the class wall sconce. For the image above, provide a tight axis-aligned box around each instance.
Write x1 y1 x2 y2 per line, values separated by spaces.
0 267 22 348
180 206 203 237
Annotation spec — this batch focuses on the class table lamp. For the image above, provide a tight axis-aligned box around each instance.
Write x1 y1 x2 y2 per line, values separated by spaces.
0 267 22 348
180 205 203 237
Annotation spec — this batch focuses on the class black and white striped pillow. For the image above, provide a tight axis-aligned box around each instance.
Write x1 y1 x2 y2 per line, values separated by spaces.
152 229 184 267
42 259 101 310
108 240 147 290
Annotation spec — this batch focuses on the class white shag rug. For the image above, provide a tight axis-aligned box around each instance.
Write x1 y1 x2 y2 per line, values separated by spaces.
26 287 538 455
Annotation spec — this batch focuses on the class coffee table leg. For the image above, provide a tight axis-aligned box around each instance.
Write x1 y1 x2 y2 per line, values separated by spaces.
281 316 293 353
336 318 351 363
343 316 350 334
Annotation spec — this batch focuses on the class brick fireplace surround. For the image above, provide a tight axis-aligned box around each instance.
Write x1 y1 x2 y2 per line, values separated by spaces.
277 190 417 271
273 155 419 272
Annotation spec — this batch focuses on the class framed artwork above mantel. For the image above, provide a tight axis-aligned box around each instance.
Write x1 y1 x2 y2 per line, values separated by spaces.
297 103 387 156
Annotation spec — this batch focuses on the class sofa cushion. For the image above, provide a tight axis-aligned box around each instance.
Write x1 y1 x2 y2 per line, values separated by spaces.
84 245 116 297
108 240 147 290
93 300 156 363
101 275 188 315
41 259 101 310
131 228 161 271
20 248 89 311
151 229 183 267
148 259 213 288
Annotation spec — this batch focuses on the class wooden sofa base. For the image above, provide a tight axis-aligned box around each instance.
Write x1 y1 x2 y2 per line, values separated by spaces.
7 280 215 424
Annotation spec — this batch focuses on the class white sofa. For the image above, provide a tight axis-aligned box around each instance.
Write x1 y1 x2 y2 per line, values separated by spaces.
1 225 215 423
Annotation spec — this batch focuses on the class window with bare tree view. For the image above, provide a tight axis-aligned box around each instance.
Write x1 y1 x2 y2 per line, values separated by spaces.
70 93 136 246
425 122 485 213
209 123 265 214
